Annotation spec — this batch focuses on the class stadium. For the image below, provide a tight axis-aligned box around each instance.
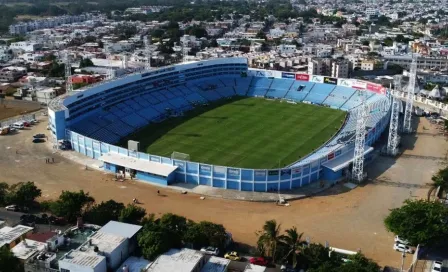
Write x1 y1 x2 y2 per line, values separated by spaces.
48 58 391 192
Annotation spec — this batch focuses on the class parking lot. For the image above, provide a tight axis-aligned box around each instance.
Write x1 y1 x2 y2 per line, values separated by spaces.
0 116 446 269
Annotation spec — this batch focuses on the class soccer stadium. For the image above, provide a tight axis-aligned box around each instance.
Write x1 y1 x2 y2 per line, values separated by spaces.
48 58 391 192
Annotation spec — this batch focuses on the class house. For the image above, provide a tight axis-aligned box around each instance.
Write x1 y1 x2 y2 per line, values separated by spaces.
9 42 43 52
11 239 47 262
0 66 27 83
71 74 102 85
146 248 206 272
0 225 34 249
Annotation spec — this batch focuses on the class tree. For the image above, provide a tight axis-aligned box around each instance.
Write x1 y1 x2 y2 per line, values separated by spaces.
0 246 22 272
279 227 305 268
184 221 228 250
84 200 125 226
186 26 208 38
384 199 448 245
50 190 95 222
138 228 180 260
48 61 65 78
79 58 94 68
0 182 9 206
119 204 146 224
159 213 189 237
428 166 448 200
362 40 370 46
6 181 41 208
256 30 267 40
256 219 281 262
338 253 380 272
299 243 339 270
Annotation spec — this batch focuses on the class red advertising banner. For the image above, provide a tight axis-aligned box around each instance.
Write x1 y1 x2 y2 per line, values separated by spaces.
327 153 335 160
295 74 310 81
367 83 386 95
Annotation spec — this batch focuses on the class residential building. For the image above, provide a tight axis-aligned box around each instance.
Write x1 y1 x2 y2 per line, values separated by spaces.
308 58 332 76
10 42 42 52
146 248 206 272
361 60 376 71
36 88 58 105
331 60 351 78
59 249 107 272
383 55 448 70
277 44 296 54
11 239 47 262
0 67 27 82
0 225 34 248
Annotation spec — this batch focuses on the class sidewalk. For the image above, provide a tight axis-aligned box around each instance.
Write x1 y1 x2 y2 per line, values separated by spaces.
53 147 344 202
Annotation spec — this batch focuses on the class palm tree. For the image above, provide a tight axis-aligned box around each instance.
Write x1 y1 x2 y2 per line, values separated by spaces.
256 219 281 262
279 227 305 268
427 167 448 201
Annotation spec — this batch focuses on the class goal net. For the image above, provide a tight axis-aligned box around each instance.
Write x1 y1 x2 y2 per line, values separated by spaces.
171 151 190 161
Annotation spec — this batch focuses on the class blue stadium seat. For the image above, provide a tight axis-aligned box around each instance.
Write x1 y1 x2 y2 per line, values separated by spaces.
215 86 235 97
304 84 335 104
322 86 355 109
285 81 315 102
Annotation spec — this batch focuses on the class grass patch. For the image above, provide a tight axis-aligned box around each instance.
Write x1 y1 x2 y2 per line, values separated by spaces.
123 97 347 169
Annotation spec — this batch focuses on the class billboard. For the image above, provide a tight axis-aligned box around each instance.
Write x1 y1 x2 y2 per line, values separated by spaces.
295 73 310 81
310 75 324 83
248 69 280 78
282 72 295 79
327 152 335 160
337 78 352 88
268 170 279 176
292 167 301 174
351 80 367 90
367 83 386 95
323 77 337 85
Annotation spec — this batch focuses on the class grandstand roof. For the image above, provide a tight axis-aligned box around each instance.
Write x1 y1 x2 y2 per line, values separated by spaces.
322 146 374 172
99 153 178 177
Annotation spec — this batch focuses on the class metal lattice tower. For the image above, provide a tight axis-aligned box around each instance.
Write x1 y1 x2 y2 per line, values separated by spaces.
387 97 400 156
144 36 152 70
64 52 73 94
105 47 114 80
403 56 417 133
352 92 369 183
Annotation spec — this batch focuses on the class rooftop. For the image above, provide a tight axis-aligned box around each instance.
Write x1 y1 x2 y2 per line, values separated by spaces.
100 153 178 177
26 231 57 243
115 256 151 272
59 250 105 268
146 248 204 272
11 239 47 260
244 264 267 272
0 225 33 247
99 221 142 239
200 256 230 272
81 231 126 254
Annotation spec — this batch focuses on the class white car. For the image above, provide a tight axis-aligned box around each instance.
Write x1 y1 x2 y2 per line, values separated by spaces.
393 243 414 254
5 205 18 211
431 261 443 272
200 246 219 256
394 235 410 245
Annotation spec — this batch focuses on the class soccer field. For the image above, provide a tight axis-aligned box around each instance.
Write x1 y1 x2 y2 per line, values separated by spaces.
126 97 347 169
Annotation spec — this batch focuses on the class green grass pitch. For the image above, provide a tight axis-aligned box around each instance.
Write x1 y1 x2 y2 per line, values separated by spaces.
125 97 347 169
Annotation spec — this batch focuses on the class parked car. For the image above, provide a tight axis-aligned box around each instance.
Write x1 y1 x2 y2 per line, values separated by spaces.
30 119 38 124
200 247 219 256
394 235 410 245
224 251 241 261
431 261 443 272
393 243 414 254
33 134 46 139
48 216 66 226
249 257 268 266
23 121 30 127
5 205 19 211
11 122 24 129
32 138 45 143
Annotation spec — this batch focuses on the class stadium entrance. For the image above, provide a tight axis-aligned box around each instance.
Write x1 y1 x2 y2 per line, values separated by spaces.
100 153 178 186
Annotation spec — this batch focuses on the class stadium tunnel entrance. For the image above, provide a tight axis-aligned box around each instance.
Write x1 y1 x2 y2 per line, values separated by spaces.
100 153 178 186
321 146 374 181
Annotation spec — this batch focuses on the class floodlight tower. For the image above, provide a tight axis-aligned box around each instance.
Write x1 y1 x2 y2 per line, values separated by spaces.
352 92 369 183
64 52 73 94
387 77 402 156
144 35 152 70
403 56 417 133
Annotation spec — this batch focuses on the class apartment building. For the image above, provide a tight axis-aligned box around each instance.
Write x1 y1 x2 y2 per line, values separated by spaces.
331 60 351 78
308 58 332 76
383 55 448 70
0 67 27 82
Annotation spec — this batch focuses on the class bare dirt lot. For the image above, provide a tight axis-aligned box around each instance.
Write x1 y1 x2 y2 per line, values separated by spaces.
0 116 445 269
0 100 41 121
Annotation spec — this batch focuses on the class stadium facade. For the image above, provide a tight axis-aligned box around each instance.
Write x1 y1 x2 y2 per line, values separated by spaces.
48 58 391 192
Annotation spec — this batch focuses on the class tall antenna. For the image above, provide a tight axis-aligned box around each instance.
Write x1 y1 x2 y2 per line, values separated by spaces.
64 52 73 94
105 46 114 80
352 92 369 183
145 35 152 70
403 56 417 133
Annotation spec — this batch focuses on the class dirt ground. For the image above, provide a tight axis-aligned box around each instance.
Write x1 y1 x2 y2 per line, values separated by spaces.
0 116 446 269
0 104 41 121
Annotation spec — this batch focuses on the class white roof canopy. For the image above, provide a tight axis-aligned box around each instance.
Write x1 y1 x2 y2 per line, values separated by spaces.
100 153 178 177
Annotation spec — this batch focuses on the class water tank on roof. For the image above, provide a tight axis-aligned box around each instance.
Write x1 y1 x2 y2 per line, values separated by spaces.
94 246 99 252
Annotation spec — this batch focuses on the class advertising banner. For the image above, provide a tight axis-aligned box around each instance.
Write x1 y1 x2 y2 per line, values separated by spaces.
199 164 211 173
248 69 279 78
310 75 325 83
268 170 279 176
295 73 310 81
323 76 337 85
367 83 386 95
292 167 301 174
327 153 335 160
254 170 267 176
337 78 352 88
281 169 291 175
351 80 367 90
227 168 240 176
282 72 295 79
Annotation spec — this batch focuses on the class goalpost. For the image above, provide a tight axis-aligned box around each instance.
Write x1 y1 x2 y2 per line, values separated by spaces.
171 151 191 161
